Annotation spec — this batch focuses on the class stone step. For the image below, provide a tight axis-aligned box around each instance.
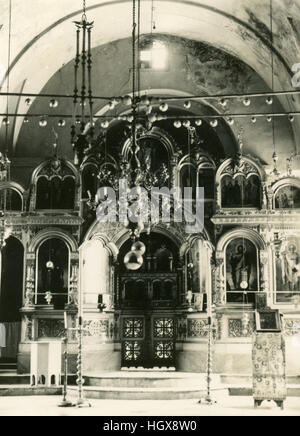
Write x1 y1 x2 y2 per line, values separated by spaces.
84 372 220 389
68 385 229 401
0 374 30 385
0 363 17 371
0 385 62 396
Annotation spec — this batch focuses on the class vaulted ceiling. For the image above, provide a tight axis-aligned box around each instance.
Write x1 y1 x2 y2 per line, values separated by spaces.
0 0 300 177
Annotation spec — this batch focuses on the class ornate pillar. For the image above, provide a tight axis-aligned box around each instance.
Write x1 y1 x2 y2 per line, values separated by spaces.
214 251 226 306
267 187 273 210
259 250 270 295
67 256 79 309
24 255 35 308
29 184 36 212
261 182 268 210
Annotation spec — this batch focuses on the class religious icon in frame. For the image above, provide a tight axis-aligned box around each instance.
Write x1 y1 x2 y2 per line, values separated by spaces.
255 310 281 332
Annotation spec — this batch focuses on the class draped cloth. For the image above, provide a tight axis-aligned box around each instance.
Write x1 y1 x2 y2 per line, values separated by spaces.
252 333 287 402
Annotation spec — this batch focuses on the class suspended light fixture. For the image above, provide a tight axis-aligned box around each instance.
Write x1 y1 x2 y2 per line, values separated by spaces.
71 3 95 166
159 102 168 112
39 117 48 127
49 99 59 108
289 114 295 123
108 100 115 110
266 96 273 105
131 240 146 255
271 151 280 176
101 120 110 129
58 119 66 127
219 98 227 107
123 95 132 106
141 95 151 106
2 117 10 126
124 250 144 271
243 97 251 107
183 120 191 128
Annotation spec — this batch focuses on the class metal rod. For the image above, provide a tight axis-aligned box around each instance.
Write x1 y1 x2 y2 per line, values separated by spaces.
58 336 73 408
2 111 300 119
74 317 91 408
1 89 300 101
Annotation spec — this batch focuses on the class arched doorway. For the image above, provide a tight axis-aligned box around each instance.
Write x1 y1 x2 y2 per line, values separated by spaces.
116 232 181 369
0 237 24 361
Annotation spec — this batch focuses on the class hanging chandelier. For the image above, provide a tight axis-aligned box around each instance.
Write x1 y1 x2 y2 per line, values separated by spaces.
84 0 171 247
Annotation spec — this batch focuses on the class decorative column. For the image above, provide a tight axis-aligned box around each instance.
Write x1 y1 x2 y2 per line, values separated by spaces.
214 251 226 306
67 257 79 309
259 250 270 295
24 256 35 308
261 182 268 210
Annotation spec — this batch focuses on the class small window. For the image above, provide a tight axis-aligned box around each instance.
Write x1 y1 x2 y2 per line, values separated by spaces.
140 41 168 70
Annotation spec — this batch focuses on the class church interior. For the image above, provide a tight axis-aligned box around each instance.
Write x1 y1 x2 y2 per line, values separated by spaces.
0 0 300 407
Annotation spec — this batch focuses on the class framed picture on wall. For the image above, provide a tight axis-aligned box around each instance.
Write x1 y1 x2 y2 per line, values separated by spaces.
255 310 281 332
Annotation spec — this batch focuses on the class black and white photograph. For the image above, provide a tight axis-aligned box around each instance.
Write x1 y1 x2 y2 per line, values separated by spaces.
0 0 300 421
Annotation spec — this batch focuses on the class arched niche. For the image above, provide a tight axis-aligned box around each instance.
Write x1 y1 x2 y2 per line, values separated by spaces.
0 236 24 322
179 162 197 196
198 166 216 201
36 175 75 210
118 232 178 274
182 237 213 311
216 156 265 209
121 127 176 162
117 231 180 308
0 182 24 212
217 228 265 305
30 158 79 211
178 153 216 203
80 238 111 306
0 188 23 211
36 238 70 309
272 178 300 209
29 228 78 253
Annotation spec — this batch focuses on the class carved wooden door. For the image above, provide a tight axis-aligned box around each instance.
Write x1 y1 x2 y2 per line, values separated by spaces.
121 315 175 368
